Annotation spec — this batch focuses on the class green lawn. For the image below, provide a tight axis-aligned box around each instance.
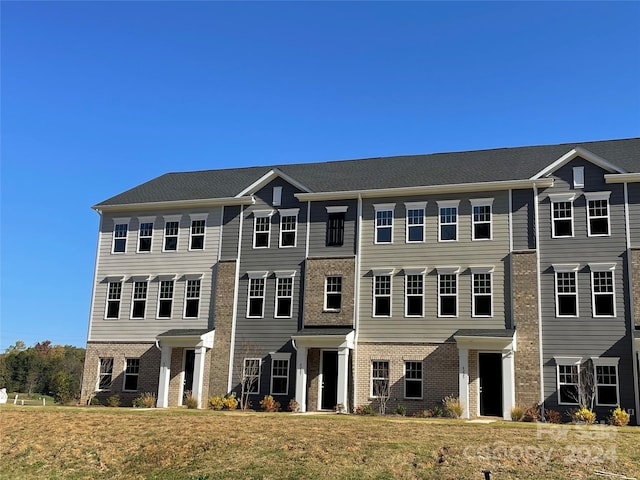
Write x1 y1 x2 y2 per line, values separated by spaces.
1 405 638 479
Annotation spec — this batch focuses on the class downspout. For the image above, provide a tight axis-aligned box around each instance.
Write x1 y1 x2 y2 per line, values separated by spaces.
533 184 545 412
353 194 363 410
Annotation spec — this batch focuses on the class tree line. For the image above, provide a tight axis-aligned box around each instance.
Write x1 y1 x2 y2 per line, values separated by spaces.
0 340 85 403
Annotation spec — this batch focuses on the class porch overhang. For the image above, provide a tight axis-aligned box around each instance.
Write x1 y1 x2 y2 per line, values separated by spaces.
156 329 215 349
291 327 355 349
453 329 516 351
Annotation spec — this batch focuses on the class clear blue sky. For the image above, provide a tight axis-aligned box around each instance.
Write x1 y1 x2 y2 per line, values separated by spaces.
1 1 639 350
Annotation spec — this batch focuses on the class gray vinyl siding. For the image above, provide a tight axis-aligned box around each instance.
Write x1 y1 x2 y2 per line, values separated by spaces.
220 206 242 261
358 191 511 343
231 178 306 395
511 189 536 250
307 200 358 256
537 159 635 413
89 208 221 342
628 183 640 247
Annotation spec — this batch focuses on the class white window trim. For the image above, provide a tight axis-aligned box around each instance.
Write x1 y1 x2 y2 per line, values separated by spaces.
136 216 155 253
592 357 620 407
244 358 262 394
278 208 299 248
274 276 294 318
122 358 140 392
253 210 274 249
97 357 114 392
437 266 459 318
326 206 348 213
553 265 579 318
404 271 424 318
370 360 390 398
590 264 616 318
373 273 393 318
549 193 576 239
162 215 181 252
470 198 494 241
272 186 282 206
188 213 208 251
374 203 395 244
573 166 585 188
104 280 123 320
404 360 423 400
324 275 343 312
111 217 130 254
585 192 611 237
156 278 175 319
437 200 459 242
405 202 427 243
183 278 202 319
555 356 581 406
472 271 493 318
269 353 291 395
247 276 266 318
129 279 149 320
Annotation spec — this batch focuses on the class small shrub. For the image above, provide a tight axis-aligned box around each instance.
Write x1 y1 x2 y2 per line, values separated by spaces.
442 395 463 419
89 396 101 406
132 392 156 408
414 409 433 418
522 404 541 422
431 406 444 417
394 405 407 416
208 395 225 411
545 409 562 424
510 405 525 422
572 407 596 424
107 395 120 407
259 395 280 412
608 406 630 426
288 399 300 413
224 394 238 410
354 405 375 415
184 393 198 409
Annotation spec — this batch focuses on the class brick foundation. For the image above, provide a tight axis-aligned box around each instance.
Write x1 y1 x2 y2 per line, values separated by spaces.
306 348 321 411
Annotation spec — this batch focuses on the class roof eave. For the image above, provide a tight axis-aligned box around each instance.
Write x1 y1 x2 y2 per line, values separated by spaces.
605 173 640 184
295 178 554 202
93 196 255 213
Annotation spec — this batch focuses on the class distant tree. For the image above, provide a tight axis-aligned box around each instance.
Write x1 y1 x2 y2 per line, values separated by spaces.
5 340 27 353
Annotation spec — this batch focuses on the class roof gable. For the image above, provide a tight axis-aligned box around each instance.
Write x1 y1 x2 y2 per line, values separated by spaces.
530 146 627 180
235 168 312 197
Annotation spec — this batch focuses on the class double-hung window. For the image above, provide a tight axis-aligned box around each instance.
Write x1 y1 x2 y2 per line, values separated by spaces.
270 353 291 395
405 202 426 243
157 278 175 318
325 276 342 311
471 267 494 317
279 209 299 247
371 360 390 398
437 267 459 317
131 279 148 319
243 358 261 394
247 272 267 318
184 278 202 318
253 211 273 248
189 214 207 250
374 204 395 244
404 361 422 399
593 358 619 406
555 357 580 405
112 218 130 253
549 194 575 238
123 358 140 391
326 206 347 246
275 272 295 318
590 263 616 317
98 358 114 391
373 270 393 317
106 280 122 319
137 218 154 252
471 198 493 240
438 201 459 241
404 269 425 317
163 216 180 251
585 192 611 237
553 264 579 317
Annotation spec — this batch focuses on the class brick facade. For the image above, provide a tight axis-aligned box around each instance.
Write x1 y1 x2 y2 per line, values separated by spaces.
306 348 321 411
209 260 237 395
468 350 478 416
80 342 160 406
632 249 640 328
511 251 541 407
354 342 458 415
303 257 355 327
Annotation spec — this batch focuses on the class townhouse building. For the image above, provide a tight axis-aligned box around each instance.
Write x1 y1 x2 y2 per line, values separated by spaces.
80 138 640 423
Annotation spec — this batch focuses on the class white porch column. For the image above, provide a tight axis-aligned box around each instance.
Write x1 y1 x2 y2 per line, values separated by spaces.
502 349 515 421
458 348 470 419
157 345 172 408
337 347 350 413
192 346 207 409
295 346 308 412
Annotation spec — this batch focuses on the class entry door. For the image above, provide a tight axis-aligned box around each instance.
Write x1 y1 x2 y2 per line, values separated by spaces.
479 353 502 417
321 351 338 410
183 349 196 404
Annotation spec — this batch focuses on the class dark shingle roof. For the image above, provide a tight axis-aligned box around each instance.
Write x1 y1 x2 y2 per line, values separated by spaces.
294 327 354 336
96 138 640 207
156 329 213 338
454 329 516 338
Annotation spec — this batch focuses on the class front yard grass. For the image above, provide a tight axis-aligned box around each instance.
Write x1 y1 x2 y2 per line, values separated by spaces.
1 405 638 479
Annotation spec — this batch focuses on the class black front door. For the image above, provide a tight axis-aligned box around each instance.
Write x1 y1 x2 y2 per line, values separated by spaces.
183 349 195 404
479 353 502 417
321 351 338 410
